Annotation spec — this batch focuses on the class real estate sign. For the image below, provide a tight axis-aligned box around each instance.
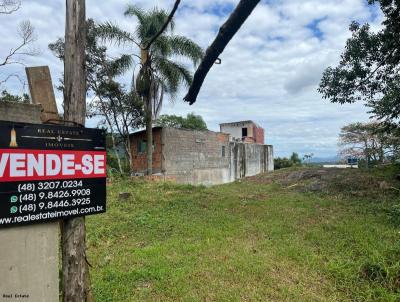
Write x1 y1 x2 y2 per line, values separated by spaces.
0 121 107 227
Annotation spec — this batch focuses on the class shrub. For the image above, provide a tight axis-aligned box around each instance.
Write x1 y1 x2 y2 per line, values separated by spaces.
275 152 303 170
274 157 294 169
387 204 400 226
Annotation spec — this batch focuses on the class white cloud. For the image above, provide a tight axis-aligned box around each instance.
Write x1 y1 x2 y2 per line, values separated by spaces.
0 0 384 157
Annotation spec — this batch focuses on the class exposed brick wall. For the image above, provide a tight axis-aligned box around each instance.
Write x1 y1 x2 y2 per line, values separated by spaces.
253 125 265 144
130 128 163 174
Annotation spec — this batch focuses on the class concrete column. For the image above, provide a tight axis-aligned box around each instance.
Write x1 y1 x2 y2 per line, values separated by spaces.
26 66 59 122
0 102 59 301
267 145 274 171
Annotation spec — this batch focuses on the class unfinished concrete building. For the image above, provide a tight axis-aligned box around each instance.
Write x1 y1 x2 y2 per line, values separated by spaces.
220 120 264 144
130 126 274 186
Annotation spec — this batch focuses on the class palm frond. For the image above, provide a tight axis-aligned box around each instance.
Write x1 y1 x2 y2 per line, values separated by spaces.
153 57 193 99
151 35 172 57
165 35 204 66
149 7 175 33
136 8 174 45
124 5 147 25
96 22 138 46
107 54 134 76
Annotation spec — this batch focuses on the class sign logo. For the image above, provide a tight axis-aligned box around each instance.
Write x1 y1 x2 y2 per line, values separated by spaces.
9 127 18 148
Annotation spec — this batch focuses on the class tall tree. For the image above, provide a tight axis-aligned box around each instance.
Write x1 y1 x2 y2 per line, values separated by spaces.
156 112 207 130
63 0 88 300
49 19 143 174
88 85 143 173
97 2 203 175
303 153 314 164
290 152 302 165
319 0 400 126
337 122 400 166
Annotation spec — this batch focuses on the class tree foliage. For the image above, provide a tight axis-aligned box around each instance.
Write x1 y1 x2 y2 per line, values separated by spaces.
156 113 207 130
319 0 400 126
303 153 314 164
290 152 302 165
97 3 203 174
97 5 203 115
49 19 143 173
275 152 302 170
338 121 400 166
0 89 29 103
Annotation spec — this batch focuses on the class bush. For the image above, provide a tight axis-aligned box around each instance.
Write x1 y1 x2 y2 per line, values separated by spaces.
275 152 303 170
274 157 294 169
106 153 130 176
387 204 400 226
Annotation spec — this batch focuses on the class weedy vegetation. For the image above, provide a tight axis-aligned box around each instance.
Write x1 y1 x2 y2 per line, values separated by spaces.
87 166 400 301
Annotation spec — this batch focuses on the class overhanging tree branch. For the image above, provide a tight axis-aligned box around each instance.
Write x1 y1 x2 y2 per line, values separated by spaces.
183 0 260 105
0 0 20 14
144 0 181 50
0 21 37 67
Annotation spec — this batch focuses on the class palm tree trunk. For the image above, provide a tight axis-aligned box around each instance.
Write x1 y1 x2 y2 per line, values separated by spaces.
139 47 153 176
145 96 153 175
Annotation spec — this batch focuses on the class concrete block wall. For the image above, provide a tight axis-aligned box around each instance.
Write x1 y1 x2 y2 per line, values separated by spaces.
160 127 274 185
130 126 274 185
162 128 231 185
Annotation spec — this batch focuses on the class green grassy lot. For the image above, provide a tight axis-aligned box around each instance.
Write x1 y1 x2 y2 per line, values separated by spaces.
87 167 400 301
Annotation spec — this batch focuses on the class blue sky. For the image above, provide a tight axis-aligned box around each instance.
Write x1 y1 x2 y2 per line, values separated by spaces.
0 0 383 158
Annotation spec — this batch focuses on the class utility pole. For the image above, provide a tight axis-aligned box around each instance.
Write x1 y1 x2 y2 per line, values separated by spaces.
63 0 88 301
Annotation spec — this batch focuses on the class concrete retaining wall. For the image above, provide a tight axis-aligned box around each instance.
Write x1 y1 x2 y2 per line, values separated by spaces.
229 143 274 182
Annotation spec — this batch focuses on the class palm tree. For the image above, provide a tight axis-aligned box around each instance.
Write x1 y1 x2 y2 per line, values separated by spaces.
97 5 203 175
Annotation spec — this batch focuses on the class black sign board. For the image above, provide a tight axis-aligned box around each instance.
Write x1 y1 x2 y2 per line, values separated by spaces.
0 121 107 227
347 157 358 165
